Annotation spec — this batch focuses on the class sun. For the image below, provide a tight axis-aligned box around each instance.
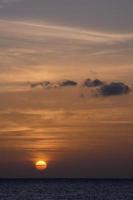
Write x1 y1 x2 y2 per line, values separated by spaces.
35 160 47 171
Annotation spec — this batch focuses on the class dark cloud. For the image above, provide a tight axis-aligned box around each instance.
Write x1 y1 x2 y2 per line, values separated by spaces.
28 79 131 98
83 79 104 87
99 82 130 96
29 81 51 88
29 80 78 89
29 82 43 88
59 80 78 87
28 79 79 90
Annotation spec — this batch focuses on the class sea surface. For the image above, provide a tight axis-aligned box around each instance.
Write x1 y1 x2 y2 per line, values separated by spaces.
0 179 133 200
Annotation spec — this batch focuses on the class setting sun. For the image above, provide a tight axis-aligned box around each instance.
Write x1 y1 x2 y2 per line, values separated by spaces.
35 160 47 171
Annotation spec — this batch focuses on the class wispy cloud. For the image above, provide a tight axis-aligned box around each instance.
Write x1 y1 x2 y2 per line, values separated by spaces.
0 19 133 44
0 19 133 83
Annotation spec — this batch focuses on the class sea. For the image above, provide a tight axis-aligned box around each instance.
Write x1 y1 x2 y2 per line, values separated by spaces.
0 179 133 200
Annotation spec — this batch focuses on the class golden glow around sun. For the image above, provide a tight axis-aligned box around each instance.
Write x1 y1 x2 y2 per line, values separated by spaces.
35 160 47 171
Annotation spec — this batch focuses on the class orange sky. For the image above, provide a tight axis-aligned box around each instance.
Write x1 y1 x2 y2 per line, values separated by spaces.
0 87 132 178
0 0 133 178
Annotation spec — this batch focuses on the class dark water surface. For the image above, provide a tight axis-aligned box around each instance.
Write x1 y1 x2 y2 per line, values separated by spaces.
0 179 133 200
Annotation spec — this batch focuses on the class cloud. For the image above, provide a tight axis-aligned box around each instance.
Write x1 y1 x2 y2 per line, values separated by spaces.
0 19 133 83
1 19 133 44
58 80 78 87
83 79 104 87
27 79 131 99
99 82 130 96
29 81 51 88
28 80 78 89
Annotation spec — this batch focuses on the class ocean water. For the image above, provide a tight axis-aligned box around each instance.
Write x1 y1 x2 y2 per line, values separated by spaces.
0 179 133 200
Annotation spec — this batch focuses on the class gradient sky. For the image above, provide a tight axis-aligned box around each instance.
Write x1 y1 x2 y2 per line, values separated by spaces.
0 0 133 178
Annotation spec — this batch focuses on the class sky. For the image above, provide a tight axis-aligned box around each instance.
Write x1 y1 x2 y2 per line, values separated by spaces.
0 0 133 178
0 0 133 83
